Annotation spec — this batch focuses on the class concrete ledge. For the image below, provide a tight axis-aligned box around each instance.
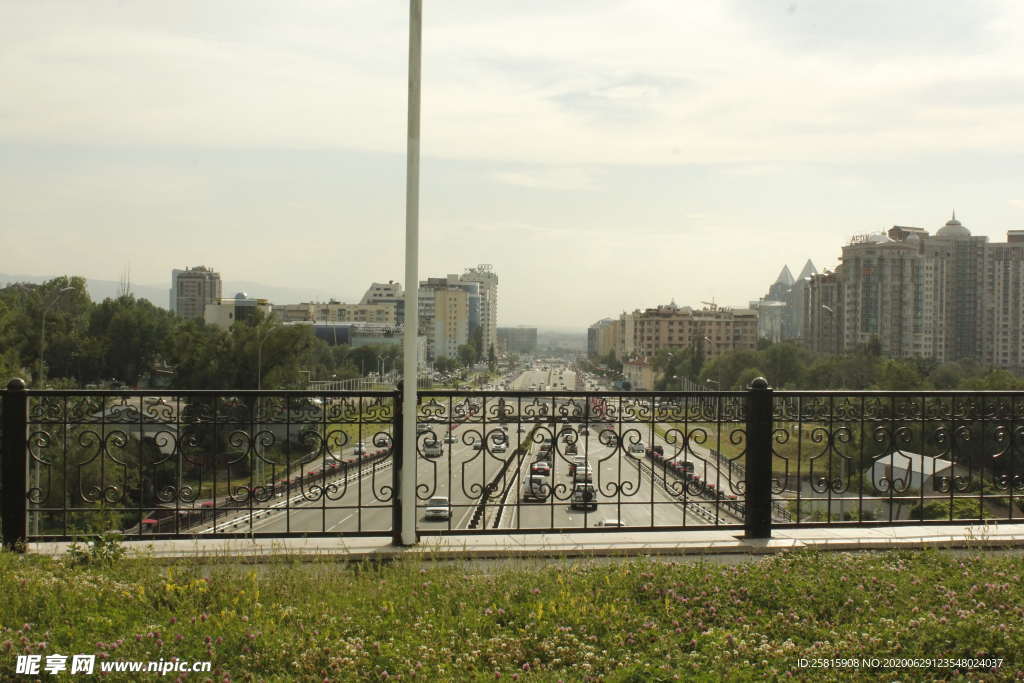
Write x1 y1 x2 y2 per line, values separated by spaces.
22 523 1024 563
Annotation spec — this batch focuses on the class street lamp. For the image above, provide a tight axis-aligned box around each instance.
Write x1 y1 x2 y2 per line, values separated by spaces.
39 286 75 386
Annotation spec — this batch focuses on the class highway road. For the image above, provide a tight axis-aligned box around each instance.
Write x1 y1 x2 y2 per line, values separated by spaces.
190 363 743 535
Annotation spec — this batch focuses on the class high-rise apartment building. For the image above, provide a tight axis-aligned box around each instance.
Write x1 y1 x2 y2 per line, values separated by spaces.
805 214 1024 369
461 265 498 358
418 276 472 361
418 277 471 360
587 318 616 357
170 266 222 320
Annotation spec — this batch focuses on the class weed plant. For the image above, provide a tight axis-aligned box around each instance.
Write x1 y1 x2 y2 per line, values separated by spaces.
0 548 1021 681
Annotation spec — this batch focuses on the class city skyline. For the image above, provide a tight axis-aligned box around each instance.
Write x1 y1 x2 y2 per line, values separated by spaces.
3 2 1024 327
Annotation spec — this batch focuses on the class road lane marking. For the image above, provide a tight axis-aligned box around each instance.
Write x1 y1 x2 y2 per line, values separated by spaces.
327 514 354 532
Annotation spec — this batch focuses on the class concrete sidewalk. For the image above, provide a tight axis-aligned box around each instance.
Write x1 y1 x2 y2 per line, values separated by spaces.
25 522 1024 562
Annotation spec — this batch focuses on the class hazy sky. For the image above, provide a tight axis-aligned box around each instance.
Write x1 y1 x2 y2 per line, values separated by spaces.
3 1 1024 328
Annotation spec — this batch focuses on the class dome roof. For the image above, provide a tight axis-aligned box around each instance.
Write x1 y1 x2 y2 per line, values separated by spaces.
234 291 249 300
936 211 970 239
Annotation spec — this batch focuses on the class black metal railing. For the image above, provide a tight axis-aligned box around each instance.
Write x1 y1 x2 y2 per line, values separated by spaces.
2 377 1022 548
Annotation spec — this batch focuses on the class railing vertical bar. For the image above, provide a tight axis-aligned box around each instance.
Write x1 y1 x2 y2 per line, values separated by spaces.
2 379 28 550
744 378 772 538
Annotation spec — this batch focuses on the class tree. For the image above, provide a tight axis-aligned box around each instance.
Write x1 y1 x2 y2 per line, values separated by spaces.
89 295 175 385
873 359 923 390
760 343 806 388
457 344 474 367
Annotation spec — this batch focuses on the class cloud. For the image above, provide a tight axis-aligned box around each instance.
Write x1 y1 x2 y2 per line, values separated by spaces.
2 1 1021 168
491 167 596 191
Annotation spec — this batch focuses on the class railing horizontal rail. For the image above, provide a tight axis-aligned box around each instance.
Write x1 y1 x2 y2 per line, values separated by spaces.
1 379 1021 549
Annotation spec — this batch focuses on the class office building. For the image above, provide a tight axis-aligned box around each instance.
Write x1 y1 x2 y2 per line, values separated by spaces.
752 260 817 342
203 292 272 330
170 266 221 320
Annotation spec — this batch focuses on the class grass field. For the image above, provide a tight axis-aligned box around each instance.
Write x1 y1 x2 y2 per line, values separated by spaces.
1 544 1020 681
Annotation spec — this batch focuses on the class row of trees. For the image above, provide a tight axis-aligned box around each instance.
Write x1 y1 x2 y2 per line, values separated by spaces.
584 338 1024 391
0 277 402 389
692 341 1024 391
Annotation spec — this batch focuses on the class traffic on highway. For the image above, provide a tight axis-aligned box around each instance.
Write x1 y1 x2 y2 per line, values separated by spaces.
184 359 749 536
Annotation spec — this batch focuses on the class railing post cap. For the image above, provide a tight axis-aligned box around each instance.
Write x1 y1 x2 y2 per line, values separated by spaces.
748 377 770 390
6 378 26 391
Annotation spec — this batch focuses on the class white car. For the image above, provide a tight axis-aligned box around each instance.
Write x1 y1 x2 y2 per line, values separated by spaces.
425 496 451 520
627 442 646 458
354 442 367 455
595 519 624 527
492 443 508 454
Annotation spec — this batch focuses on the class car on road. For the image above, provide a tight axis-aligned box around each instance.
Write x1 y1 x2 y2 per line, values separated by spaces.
492 442 508 454
416 424 430 435
522 475 549 501
423 440 442 458
595 519 624 527
568 456 587 476
571 483 597 510
627 442 646 458
535 449 551 462
530 461 551 476
573 465 593 483
425 496 451 520
565 442 578 455
354 442 367 455
444 434 456 444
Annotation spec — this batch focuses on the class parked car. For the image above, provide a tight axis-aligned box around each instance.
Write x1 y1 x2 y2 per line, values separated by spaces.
424 496 451 520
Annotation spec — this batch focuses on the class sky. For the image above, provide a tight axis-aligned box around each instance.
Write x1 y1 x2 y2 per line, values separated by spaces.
2 0 1024 329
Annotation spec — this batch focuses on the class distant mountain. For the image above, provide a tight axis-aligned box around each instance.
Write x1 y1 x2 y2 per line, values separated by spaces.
0 273 356 309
